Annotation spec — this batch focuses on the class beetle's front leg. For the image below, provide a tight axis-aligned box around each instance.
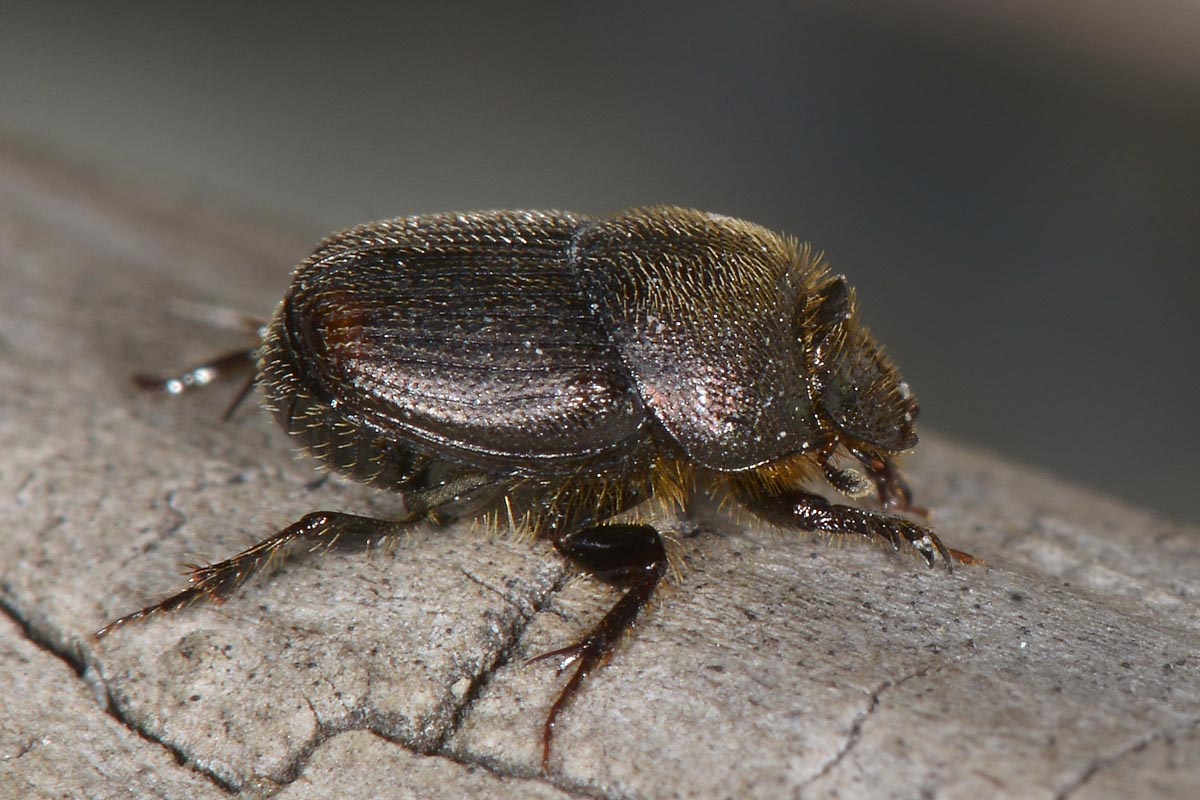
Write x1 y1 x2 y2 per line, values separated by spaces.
531 523 667 771
847 447 926 515
741 488 953 570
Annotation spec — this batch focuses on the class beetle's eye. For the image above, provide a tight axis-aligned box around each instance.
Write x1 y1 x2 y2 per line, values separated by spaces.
812 276 852 331
802 277 917 452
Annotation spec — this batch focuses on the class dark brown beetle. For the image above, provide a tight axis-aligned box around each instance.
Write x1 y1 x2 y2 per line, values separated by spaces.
100 207 969 769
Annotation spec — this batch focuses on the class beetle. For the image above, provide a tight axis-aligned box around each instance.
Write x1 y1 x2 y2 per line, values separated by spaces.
99 206 969 770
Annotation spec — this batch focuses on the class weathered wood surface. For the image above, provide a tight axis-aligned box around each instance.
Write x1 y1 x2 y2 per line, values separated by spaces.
1 143 1197 799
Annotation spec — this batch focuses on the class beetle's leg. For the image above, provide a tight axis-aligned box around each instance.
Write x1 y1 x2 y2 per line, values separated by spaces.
96 472 497 638
133 347 260 420
815 441 873 498
741 488 953 571
846 446 926 515
133 347 257 396
531 523 667 771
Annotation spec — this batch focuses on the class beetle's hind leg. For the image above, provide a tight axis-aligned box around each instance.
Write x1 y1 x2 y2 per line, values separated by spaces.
531 522 668 771
133 347 257 396
96 472 498 638
740 487 955 570
133 347 260 420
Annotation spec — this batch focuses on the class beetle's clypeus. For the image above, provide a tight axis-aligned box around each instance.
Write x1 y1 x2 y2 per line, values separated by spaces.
100 207 970 770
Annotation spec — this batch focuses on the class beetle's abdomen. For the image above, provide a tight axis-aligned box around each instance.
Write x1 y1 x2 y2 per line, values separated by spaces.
261 211 651 477
259 332 432 489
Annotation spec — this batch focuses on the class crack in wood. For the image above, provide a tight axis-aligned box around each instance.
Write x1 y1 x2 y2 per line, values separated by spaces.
797 651 975 794
1053 716 1200 800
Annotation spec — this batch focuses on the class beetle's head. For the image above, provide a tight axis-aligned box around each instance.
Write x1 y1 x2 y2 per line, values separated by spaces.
803 275 919 457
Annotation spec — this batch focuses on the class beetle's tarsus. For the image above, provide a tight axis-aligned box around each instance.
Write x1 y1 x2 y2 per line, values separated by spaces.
534 523 667 771
96 583 211 638
738 487 960 571
947 547 985 567
133 347 258 398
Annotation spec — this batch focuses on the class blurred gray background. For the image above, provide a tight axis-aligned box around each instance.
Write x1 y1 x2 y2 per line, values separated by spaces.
2 1 1196 523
